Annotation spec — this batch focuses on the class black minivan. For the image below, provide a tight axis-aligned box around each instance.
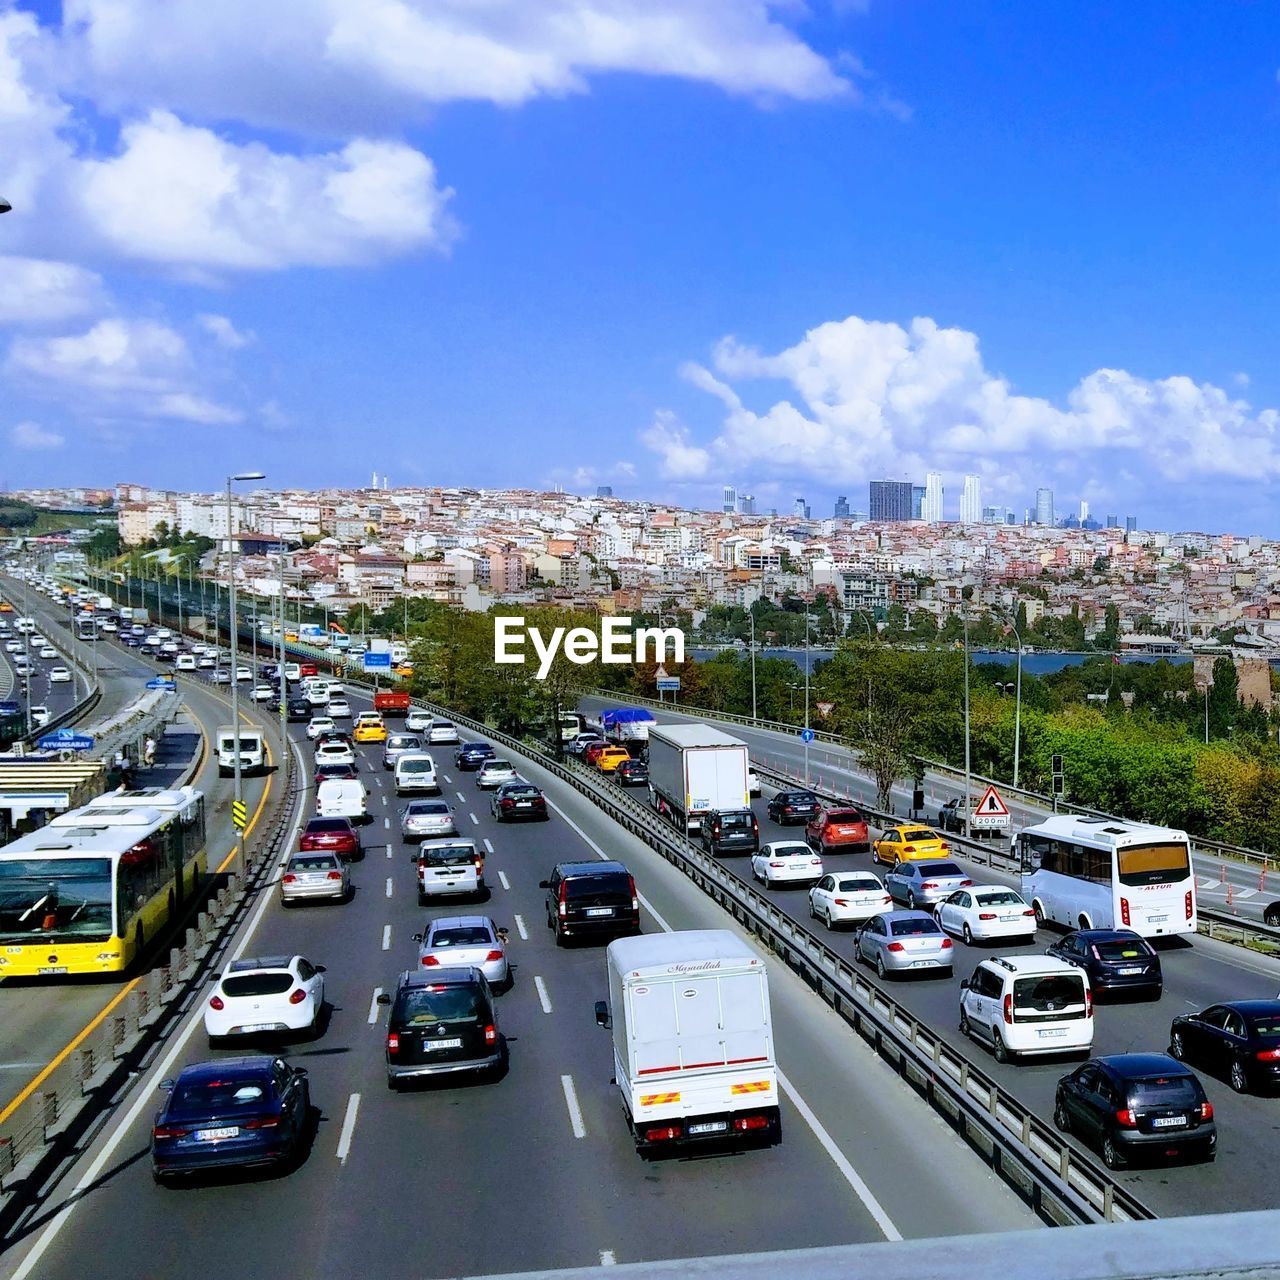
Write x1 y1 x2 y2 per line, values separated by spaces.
540 860 639 945
700 808 760 856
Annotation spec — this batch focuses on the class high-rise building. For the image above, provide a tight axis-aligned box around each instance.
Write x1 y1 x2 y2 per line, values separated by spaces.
922 471 944 522
723 485 737 514
870 480 914 522
1078 499 1089 523
739 494 756 516
596 485 613 498
1035 487 1055 527
1106 514 1119 529
834 495 850 519
960 474 982 524
911 485 926 519
793 497 809 519
1125 515 1137 532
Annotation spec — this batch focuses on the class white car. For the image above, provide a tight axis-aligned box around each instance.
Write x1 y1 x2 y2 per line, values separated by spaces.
250 684 276 702
809 871 892 928
37 645 57 660
235 666 253 681
306 686 330 707
935 884 1038 945
3 640 20 653
748 769 761 797
327 698 352 719
428 720 459 744
306 716 337 740
315 739 356 768
29 704 51 728
475 759 518 790
197 654 215 668
210 669 232 684
751 840 823 887
48 666 72 684
203 954 326 1043
405 709 432 733
100 620 118 633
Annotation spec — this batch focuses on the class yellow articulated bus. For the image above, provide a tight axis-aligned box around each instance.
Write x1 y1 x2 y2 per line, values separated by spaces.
0 786 206 977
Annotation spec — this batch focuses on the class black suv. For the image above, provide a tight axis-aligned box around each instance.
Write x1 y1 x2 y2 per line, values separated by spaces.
615 758 649 788
1054 1053 1215 1169
540 860 639 945
700 808 760 855
766 790 821 825
286 698 312 722
455 741 495 771
1045 929 1163 1000
377 968 505 1089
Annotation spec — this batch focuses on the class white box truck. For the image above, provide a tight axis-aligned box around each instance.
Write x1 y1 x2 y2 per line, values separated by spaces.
594 930 780 1156
647 724 749 833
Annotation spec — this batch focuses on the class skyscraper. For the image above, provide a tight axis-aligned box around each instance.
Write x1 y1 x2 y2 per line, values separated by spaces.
1035 487 1055 527
834 495 850 519
793 497 809 519
739 494 756 516
596 485 613 498
1078 499 1089 523
1125 515 1137 532
922 471 944 522
911 485 926 519
722 485 737 514
1106 514 1119 529
960 474 982 524
870 480 913 522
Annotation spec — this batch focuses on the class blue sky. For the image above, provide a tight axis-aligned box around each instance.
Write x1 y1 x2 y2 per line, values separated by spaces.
3 0 1279 534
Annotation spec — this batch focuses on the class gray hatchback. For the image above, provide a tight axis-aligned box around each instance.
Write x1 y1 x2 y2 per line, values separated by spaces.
884 859 972 910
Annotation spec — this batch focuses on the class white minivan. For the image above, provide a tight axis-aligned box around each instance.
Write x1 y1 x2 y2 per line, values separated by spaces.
394 752 439 796
216 725 266 777
316 777 368 822
959 955 1093 1064
175 653 197 671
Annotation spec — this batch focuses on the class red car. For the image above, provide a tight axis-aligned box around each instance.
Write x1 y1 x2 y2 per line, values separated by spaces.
805 806 870 854
299 817 362 860
583 741 610 766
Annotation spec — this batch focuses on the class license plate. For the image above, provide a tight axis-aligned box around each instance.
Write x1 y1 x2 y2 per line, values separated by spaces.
1152 1115 1186 1128
687 1120 728 1135
516 802 532 808
38 966 68 975
196 1127 239 1141
586 907 614 917
999 914 1020 922
910 959 935 968
425 1037 463 1051
1038 1027 1067 1038
1149 914 1168 923
1119 967 1143 975
242 1022 278 1032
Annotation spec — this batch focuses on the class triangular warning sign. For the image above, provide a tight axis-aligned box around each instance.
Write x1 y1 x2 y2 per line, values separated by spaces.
974 784 1010 817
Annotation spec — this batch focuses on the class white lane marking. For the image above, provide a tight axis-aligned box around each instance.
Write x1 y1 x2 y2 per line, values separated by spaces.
336 1092 361 1163
382 924 391 951
600 1251 617 1267
382 795 389 806
535 975 553 1013
483 838 494 854
499 870 512 891
513 912 528 939
456 790 466 802
385 876 394 898
560 1074 586 1138
469 812 479 826
368 988 383 1023
443 774 453 784
4 732 307 1280
384 816 391 829
386 846 393 859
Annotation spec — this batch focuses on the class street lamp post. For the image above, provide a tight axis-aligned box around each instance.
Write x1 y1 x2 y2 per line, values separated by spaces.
748 607 757 720
963 604 972 837
996 610 1024 790
278 543 287 750
226 471 265 882
858 612 874 733
803 610 811 786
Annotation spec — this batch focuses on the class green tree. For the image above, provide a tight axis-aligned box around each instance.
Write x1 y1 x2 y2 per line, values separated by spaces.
1207 656 1240 738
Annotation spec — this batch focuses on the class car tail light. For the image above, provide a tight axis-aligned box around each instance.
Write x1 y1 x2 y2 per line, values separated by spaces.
733 1115 770 1132
978 912 997 920
483 1024 498 1046
834 898 849 906
940 938 953 949
1085 987 1093 1018
940 841 950 851
810 857 821 866
782 806 793 813
960 879 973 887
886 942 905 952
921 881 937 890
209 995 224 1011
327 870 343 881
1022 908 1035 917
421 954 440 966
484 950 504 962
903 846 916 855
645 1125 682 1142
288 988 307 1005
1120 897 1131 926
1091 945 1102 960
769 861 785 868
1256 1048 1280 1062
242 1116 280 1130
386 1032 400 1054
558 881 568 918
881 895 892 904
153 1124 190 1140
501 799 514 809
1185 890 1194 920
1003 994 1013 1024
1197 1101 1214 1121
751 816 758 833
629 874 638 912
282 874 297 884
1115 1108 1138 1128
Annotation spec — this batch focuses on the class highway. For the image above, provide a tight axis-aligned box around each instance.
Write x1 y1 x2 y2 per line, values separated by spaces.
0 686 1038 1280
575 696 1280 1215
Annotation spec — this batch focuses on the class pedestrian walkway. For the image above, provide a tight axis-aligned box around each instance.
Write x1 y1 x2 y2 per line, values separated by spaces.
134 709 203 790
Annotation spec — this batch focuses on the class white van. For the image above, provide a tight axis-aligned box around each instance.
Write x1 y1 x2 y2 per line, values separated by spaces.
175 653 197 671
412 838 482 902
13 616 35 635
316 777 368 822
959 955 1093 1063
216 725 266 777
394 752 439 796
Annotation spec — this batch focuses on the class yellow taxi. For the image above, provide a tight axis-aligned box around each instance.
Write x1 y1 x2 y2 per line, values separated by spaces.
353 715 388 744
871 824 951 866
596 745 632 773
394 663 415 678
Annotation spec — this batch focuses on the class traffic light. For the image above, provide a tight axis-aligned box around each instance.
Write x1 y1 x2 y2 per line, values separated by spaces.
1051 754 1063 776
1052 774 1065 795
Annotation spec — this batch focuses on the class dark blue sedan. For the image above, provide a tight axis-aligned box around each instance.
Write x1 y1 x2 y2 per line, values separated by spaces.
151 1056 310 1184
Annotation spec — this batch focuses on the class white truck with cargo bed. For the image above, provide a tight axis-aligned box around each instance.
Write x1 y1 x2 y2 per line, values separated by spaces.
595 929 780 1156
646 723 749 834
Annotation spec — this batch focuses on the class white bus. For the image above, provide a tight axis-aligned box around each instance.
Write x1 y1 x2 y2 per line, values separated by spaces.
1016 815 1196 939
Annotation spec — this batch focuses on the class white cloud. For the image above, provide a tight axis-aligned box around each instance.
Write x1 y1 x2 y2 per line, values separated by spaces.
197 313 255 348
0 256 108 326
7 317 242 425
9 421 65 450
648 314 1280 504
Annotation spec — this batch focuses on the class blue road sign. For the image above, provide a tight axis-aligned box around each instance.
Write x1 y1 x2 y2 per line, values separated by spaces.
37 729 94 751
800 728 815 743
145 676 177 690
656 676 681 691
363 651 392 670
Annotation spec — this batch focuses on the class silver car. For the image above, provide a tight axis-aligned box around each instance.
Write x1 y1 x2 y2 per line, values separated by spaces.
400 799 457 842
884 859 973 910
855 910 954 979
382 733 424 770
415 915 510 989
476 759 518 790
280 851 350 905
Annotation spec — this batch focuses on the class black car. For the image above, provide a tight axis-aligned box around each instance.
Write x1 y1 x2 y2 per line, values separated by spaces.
454 741 495 771
615 758 649 787
1045 929 1163 1000
700 808 759 856
540 860 639 945
766 790 821 825
286 698 312 722
491 780 548 822
1169 999 1280 1094
377 968 505 1089
1054 1053 1216 1169
151 1055 310 1184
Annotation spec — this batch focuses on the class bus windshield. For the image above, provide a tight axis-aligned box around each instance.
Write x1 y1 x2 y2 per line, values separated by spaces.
1116 842 1191 887
0 858 115 942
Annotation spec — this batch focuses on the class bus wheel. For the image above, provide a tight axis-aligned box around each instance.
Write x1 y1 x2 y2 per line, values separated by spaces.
1077 914 1092 931
1032 901 1046 928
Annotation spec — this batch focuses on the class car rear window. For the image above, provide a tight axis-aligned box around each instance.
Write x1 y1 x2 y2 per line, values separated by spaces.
1013 975 1085 1009
400 759 434 772
1094 939 1152 961
419 846 474 867
902 829 936 842
307 819 349 833
411 802 449 814
564 874 630 898
486 760 514 770
919 861 962 877
975 891 1022 907
222 973 294 997
828 810 864 822
170 1078 269 1114
290 855 340 872
1127 1075 1202 1108
1248 1016 1280 1039
388 736 420 749
717 813 754 829
890 917 940 936
397 986 482 1025
839 877 880 891
431 927 493 947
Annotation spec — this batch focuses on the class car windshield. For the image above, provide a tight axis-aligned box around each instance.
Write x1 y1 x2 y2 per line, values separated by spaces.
1093 938 1151 960
0 857 115 942
431 927 492 947
1013 975 1084 1009
902 829 936 842
222 972 293 997
397 986 482 1025
975 891 1022 907
890 917 940 936
1128 1075 1202 1108
290 856 340 872
169 1077 270 1115
1116 842 1191 887
419 844 474 867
